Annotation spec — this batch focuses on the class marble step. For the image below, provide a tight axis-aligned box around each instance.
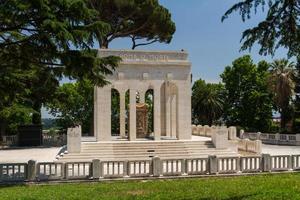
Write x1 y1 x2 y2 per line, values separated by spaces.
61 149 235 158
58 153 238 162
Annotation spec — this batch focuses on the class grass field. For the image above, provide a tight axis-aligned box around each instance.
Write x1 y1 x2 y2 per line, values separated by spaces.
1 173 300 199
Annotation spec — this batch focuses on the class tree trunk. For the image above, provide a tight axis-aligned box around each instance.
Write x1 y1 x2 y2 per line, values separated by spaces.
32 102 42 125
0 120 6 141
97 36 108 49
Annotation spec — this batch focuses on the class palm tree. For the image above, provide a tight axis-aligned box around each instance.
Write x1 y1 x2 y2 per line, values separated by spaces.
192 80 224 126
269 59 296 129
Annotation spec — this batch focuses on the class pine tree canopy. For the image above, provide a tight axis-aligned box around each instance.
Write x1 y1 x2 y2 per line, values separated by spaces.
88 0 176 49
0 0 120 88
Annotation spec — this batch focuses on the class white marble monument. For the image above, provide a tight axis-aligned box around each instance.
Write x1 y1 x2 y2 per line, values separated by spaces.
94 49 192 141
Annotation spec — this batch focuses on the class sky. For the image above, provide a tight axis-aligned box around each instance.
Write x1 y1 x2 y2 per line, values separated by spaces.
42 0 289 118
108 0 288 83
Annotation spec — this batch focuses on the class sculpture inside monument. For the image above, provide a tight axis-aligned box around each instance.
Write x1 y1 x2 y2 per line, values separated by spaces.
136 103 149 138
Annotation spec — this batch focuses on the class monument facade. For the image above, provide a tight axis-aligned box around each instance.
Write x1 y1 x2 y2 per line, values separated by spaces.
94 49 192 141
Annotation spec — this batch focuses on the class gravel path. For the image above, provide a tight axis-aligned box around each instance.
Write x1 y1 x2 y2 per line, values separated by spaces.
0 147 62 163
0 140 300 163
262 144 300 155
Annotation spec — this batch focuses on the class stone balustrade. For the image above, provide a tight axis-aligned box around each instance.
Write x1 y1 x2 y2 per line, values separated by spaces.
1 154 300 183
241 131 300 146
237 139 262 154
192 125 262 154
1 135 18 146
1 134 67 147
192 125 237 140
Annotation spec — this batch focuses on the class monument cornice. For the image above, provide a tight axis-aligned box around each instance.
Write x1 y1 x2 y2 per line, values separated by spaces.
98 49 190 65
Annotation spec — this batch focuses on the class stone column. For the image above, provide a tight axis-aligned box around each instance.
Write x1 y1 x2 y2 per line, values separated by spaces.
154 86 161 140
129 89 136 141
165 82 171 137
119 90 126 138
94 86 111 141
140 90 146 104
177 82 191 140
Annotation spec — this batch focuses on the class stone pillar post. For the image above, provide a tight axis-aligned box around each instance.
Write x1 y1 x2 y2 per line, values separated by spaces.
129 89 136 141
208 155 218 174
255 140 262 154
27 160 37 181
154 86 161 140
119 90 126 138
152 156 161 177
211 127 229 149
228 126 237 140
92 159 101 179
67 125 81 153
240 129 245 139
262 154 271 172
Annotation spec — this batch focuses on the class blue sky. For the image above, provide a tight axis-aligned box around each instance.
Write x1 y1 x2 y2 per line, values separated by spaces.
42 0 289 118
108 0 288 83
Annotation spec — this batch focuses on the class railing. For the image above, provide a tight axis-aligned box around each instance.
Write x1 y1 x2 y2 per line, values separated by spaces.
242 132 300 146
192 125 237 140
128 160 151 177
186 158 208 175
161 159 182 176
218 157 239 174
102 161 125 178
66 162 91 179
237 139 262 154
1 135 18 146
0 163 27 182
240 156 261 172
1 134 67 147
37 162 64 180
1 154 300 183
43 134 67 147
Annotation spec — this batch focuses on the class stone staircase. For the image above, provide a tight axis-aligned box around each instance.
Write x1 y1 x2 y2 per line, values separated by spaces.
57 140 238 162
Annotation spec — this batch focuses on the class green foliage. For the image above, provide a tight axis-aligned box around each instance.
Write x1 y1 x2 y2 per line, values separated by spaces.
223 0 300 58
42 118 58 130
0 0 120 86
269 59 296 129
192 79 224 125
111 89 120 135
46 80 94 134
145 90 154 133
1 174 300 199
88 0 176 49
0 0 121 133
0 103 33 135
221 55 273 132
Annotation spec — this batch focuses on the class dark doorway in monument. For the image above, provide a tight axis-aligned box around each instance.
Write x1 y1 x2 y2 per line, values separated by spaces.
145 89 154 135
111 88 120 136
125 89 130 137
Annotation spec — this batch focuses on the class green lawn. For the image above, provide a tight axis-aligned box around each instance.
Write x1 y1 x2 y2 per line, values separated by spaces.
1 173 300 199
